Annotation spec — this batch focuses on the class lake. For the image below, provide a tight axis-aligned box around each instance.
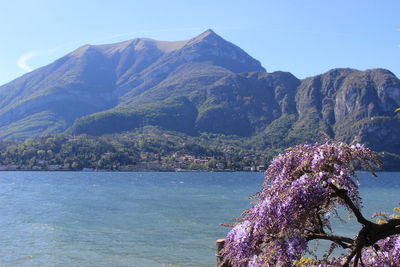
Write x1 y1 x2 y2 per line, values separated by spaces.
0 171 398 267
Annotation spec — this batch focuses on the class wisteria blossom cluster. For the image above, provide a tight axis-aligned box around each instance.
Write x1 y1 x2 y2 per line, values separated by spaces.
222 142 400 267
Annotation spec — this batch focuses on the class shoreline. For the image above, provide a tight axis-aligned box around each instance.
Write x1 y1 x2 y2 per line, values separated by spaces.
0 169 264 173
0 169 399 173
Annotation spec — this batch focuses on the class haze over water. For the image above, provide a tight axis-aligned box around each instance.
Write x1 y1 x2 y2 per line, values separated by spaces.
0 171 398 267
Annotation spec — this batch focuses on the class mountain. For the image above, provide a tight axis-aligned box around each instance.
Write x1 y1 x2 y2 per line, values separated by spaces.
294 68 400 153
0 29 264 139
0 29 399 163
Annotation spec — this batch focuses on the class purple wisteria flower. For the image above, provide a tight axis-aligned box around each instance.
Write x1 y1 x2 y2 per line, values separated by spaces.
222 141 400 266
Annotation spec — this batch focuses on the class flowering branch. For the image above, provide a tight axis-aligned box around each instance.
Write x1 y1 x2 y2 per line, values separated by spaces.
222 142 400 266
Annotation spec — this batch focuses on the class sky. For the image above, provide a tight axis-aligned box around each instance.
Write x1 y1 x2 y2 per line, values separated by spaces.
0 0 399 85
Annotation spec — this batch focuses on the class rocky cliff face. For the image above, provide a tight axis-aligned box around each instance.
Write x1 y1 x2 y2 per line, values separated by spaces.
294 68 400 153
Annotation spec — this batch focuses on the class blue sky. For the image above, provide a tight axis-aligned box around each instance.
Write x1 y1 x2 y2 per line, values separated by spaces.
0 0 399 85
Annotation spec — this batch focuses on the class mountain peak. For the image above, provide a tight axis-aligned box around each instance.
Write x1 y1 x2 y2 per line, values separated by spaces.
200 28 217 36
189 28 221 43
69 29 224 58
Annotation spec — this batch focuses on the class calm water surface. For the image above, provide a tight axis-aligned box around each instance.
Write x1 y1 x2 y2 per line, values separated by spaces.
0 171 398 267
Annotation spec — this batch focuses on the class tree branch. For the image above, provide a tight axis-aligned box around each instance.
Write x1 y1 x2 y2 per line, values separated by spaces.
341 219 400 266
306 233 354 248
367 219 400 245
316 212 326 234
342 248 357 267
329 184 372 226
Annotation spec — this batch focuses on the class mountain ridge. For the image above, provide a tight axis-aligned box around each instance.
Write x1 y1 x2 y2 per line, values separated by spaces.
0 29 265 139
0 30 399 163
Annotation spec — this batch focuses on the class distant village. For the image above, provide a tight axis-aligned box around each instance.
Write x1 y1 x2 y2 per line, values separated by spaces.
0 152 267 172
